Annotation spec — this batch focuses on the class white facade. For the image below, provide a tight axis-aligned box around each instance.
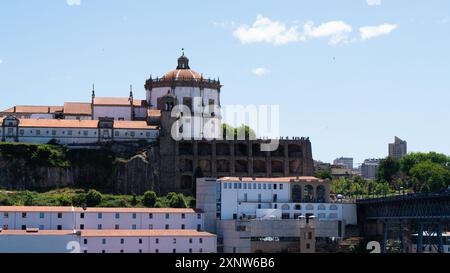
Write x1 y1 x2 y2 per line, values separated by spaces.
0 117 159 145
0 207 204 232
93 105 132 121
149 87 219 111
219 179 357 225
0 230 217 253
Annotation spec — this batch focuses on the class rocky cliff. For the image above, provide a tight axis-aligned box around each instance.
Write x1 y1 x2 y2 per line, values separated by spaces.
0 144 161 195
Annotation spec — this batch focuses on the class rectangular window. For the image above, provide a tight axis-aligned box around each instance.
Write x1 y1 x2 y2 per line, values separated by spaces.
130 131 135 137
39 225 45 230
52 130 57 136
98 224 102 230
243 183 247 189
115 131 119 137
253 183 257 189
268 184 272 190
224 183 227 189
149 213 153 219
189 238 193 244
155 249 159 253
22 225 26 230
181 213 185 219
102 239 106 245
132 224 137 230
57 213 62 219
199 238 203 244
258 184 262 190
279 184 284 190
80 213 84 219
173 238 177 244
115 224 120 230
36 130 41 135
19 129 24 136
22 212 27 218
165 224 169 230
181 224 185 230
120 238 124 244
68 130 73 136
155 238 159 244
197 214 201 220
84 239 88 245
149 224 153 230
139 239 143 244
83 131 88 136
39 212 45 219
80 224 84 230
132 213 137 219
263 184 267 190
57 225 62 230
98 213 102 219
146 132 151 137
273 184 277 190
165 213 170 219
197 224 201 231
3 212 8 218
115 213 120 219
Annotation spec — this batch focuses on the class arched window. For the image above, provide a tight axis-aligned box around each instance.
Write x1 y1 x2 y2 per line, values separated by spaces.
281 204 290 211
318 204 326 211
292 184 302 203
306 204 314 211
294 204 302 210
329 205 338 211
316 185 326 203
303 185 314 203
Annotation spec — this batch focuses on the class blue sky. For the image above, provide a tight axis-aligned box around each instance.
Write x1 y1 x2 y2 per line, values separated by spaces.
0 0 449 165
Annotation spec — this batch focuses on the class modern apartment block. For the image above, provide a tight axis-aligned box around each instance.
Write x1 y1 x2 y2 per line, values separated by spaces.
196 177 357 253
333 157 354 170
361 159 381 180
389 136 407 159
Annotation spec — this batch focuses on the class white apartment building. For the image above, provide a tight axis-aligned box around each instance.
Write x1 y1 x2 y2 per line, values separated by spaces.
210 177 356 224
0 207 204 232
196 177 357 253
0 229 216 253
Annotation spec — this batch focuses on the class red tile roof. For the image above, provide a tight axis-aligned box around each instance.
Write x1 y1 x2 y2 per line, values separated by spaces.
0 206 198 214
218 176 323 183
1 105 63 114
63 102 92 115
0 229 215 238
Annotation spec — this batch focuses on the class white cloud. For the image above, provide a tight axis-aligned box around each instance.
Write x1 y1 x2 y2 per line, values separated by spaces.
439 18 449 24
233 15 303 46
366 0 381 6
66 0 81 6
303 21 353 45
0 59 3 65
360 23 398 40
252 67 270 76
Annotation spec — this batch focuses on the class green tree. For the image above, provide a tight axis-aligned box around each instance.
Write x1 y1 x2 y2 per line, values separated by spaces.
409 161 450 192
377 157 400 185
0 194 12 206
143 191 157 208
24 191 35 206
86 189 102 207
71 193 87 207
315 170 332 180
168 193 187 208
57 194 72 206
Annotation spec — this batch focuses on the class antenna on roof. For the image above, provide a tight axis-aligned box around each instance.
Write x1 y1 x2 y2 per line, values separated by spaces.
182 48 185 56
91 84 95 100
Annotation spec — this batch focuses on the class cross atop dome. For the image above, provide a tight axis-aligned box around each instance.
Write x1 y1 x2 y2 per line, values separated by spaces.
177 49 190 70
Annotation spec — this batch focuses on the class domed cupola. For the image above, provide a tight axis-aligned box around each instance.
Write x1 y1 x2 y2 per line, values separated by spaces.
176 53 190 70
